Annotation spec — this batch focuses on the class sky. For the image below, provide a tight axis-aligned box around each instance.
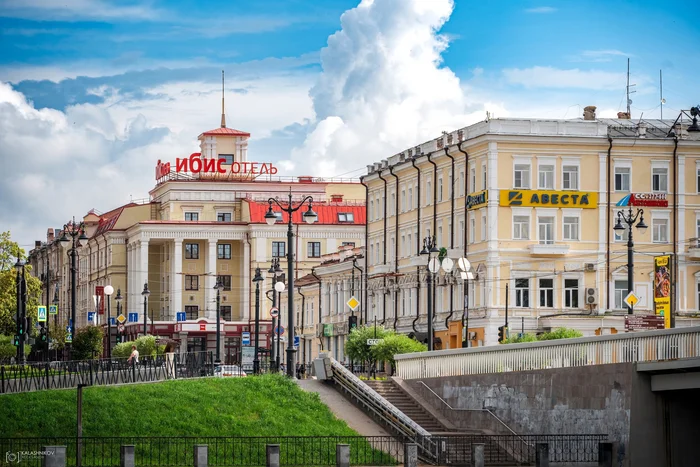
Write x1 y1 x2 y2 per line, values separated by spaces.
1 0 699 248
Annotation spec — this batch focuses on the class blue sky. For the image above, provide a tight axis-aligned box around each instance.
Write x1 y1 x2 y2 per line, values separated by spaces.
0 0 699 245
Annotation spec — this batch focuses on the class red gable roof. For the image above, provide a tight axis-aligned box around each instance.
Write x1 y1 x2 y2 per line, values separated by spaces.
246 200 366 225
92 202 142 236
199 127 251 138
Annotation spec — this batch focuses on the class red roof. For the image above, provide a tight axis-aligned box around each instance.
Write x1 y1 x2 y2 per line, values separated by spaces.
199 127 251 137
246 200 366 225
93 203 139 237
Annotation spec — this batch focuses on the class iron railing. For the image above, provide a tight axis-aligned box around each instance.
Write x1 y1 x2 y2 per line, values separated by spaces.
395 326 700 379
0 352 213 394
0 437 401 466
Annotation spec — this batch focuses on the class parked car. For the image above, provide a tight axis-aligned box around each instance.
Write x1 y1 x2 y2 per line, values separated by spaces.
214 365 246 378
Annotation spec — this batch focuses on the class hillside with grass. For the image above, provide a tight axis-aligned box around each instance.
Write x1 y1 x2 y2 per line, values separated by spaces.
0 375 359 438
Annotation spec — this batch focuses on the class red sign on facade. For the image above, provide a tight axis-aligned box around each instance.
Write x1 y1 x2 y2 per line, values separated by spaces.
199 324 206 331
617 193 668 208
155 154 277 180
95 286 105 315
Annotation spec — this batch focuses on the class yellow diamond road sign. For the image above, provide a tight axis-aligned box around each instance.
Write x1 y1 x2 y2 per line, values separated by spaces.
116 314 127 324
624 291 640 309
347 296 360 311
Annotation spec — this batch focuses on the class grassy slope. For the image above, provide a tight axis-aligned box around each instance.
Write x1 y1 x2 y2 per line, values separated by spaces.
0 375 359 438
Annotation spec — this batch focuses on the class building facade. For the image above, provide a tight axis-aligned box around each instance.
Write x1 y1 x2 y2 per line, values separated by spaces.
362 112 700 347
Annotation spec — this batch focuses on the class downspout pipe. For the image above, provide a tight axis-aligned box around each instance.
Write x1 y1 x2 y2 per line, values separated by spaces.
672 136 679 328
310 267 322 350
456 142 469 327
410 157 422 333
444 147 455 329
378 170 388 326
360 176 369 325
426 153 438 235
298 286 305 365
605 137 612 311
389 166 400 331
352 258 363 323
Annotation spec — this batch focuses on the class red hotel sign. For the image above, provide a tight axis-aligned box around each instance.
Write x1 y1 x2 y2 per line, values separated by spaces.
156 154 277 180
616 193 668 208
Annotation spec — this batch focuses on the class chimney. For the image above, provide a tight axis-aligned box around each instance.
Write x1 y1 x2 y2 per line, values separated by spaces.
583 106 597 120
35 241 42 248
47 228 55 243
617 111 631 120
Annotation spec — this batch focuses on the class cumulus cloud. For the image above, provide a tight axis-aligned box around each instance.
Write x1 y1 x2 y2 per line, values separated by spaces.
283 0 489 177
503 66 626 90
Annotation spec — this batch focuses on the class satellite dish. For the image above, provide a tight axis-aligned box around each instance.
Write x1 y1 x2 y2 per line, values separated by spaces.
628 99 633 105
428 258 440 274
458 257 471 272
661 98 666 104
441 258 454 273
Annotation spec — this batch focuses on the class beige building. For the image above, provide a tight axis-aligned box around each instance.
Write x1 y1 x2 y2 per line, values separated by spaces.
362 110 700 347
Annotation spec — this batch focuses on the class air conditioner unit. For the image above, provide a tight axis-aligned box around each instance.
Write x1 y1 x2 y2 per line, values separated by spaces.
584 263 596 272
585 288 598 306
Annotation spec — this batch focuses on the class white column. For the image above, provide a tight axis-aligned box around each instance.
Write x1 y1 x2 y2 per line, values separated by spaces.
205 239 217 319
243 239 250 320
172 240 183 319
139 240 149 324
127 243 134 316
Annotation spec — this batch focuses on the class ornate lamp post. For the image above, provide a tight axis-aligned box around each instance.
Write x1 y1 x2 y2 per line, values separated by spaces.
613 208 648 314
268 259 282 370
264 191 318 377
59 218 88 356
104 285 114 361
141 283 150 335
14 257 27 363
252 268 264 374
419 236 439 351
214 277 224 364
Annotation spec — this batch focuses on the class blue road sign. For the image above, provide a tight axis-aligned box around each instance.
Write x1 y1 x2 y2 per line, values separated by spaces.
128 312 138 323
176 312 186 321
49 304 58 315
87 312 95 323
37 306 47 322
242 332 251 346
66 325 72 343
293 335 300 349
274 326 285 336
110 317 116 325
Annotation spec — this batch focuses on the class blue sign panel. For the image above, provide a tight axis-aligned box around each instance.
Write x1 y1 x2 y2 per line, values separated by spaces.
293 336 300 349
128 312 138 323
176 312 186 322
274 326 284 336
87 312 96 323
110 318 116 325
242 332 250 346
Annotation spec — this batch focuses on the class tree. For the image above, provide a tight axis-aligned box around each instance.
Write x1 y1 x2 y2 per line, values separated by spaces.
345 325 393 373
537 327 583 341
372 334 426 375
71 326 103 360
113 335 167 359
503 333 538 344
0 233 42 337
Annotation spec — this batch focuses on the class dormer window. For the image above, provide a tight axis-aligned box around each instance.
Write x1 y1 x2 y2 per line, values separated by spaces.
218 154 234 165
338 213 354 223
274 212 283 222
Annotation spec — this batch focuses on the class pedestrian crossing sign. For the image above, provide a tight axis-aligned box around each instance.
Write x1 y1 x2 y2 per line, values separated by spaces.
49 304 58 315
37 306 47 323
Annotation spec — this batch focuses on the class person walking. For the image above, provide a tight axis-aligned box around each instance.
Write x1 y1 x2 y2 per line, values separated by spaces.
127 345 139 366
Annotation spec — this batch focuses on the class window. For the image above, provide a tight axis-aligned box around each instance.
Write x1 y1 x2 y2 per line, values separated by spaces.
221 306 232 321
470 166 476 192
469 217 475 243
515 278 530 307
341 242 356 248
614 280 629 309
218 154 234 164
217 275 232 291
438 177 443 202
185 243 199 259
272 242 285 257
652 167 668 192
217 212 232 222
401 190 406 212
401 235 406 257
438 226 443 245
185 305 198 320
563 216 579 241
185 275 199 291
614 167 630 191
482 164 487 190
565 279 579 308
308 242 321 258
514 164 530 188
407 234 412 255
652 218 669 243
697 167 700 193
448 173 453 198
538 216 555 244
185 212 199 221
369 244 374 265
369 200 374 221
338 213 355 223
218 244 231 260
615 228 629 242
539 278 554 308
273 212 283 222
408 188 413 210
390 192 395 215
459 170 465 196
538 164 554 189
481 214 486 241
426 178 432 206
563 165 579 190
513 215 530 240
458 220 464 247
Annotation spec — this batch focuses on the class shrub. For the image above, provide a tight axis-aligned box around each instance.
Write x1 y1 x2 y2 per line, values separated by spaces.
112 335 168 359
372 334 426 375
0 335 30 362
537 327 583 340
71 326 103 360
503 333 538 344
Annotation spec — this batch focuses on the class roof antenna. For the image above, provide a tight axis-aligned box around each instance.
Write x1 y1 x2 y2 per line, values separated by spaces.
626 58 636 118
660 69 665 120
221 70 226 128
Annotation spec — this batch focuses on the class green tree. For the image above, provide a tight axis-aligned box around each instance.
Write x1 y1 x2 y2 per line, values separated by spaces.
112 335 167 359
71 326 104 360
537 327 583 341
345 325 393 372
0 233 43 336
503 333 538 344
0 335 30 362
0 231 24 272
372 334 426 375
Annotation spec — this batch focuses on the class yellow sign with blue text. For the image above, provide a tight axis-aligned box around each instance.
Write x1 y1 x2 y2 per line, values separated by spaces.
500 190 598 208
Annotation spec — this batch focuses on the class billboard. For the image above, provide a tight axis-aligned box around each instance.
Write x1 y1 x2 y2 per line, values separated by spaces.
653 255 672 329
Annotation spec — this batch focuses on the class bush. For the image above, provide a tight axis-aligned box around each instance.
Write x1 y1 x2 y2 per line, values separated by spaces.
372 334 426 375
112 335 168 359
71 326 104 360
537 327 583 341
503 333 538 344
0 335 30 362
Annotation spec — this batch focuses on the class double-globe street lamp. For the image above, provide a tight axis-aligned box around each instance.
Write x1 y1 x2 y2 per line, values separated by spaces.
264 191 317 378
274 280 285 372
142 283 151 335
252 268 264 374
104 285 114 362
59 218 88 356
14 257 27 363
214 277 224 364
613 207 648 314
419 235 454 351
268 258 283 371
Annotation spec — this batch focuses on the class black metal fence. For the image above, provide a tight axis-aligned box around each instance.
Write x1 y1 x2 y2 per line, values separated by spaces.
0 436 401 466
0 352 213 394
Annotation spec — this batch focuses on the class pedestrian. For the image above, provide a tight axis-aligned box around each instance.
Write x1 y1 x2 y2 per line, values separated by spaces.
127 345 139 366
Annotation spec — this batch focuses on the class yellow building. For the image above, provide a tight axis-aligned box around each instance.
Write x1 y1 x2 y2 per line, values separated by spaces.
362 110 700 347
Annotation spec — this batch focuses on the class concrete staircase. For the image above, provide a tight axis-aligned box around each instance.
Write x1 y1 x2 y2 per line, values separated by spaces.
363 379 449 434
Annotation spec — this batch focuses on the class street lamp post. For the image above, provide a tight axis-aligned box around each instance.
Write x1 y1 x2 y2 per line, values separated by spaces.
252 268 264 374
15 257 27 363
420 236 440 351
115 289 122 345
274 281 285 372
613 208 648 314
59 218 88 356
457 258 475 347
141 283 150 335
104 285 114 362
268 259 282 370
265 190 318 378
52 288 59 360
214 277 224 364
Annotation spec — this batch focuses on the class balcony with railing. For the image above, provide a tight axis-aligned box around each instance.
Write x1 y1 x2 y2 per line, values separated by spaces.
688 238 700 259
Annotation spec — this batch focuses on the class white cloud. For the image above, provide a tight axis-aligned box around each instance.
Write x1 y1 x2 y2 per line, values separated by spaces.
569 50 631 63
525 6 557 13
502 66 626 90
0 0 165 21
284 0 489 177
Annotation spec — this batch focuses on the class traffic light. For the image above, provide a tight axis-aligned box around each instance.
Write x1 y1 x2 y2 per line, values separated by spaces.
498 326 507 343
18 319 24 335
348 315 358 331
13 335 19 346
40 327 48 342
116 333 122 344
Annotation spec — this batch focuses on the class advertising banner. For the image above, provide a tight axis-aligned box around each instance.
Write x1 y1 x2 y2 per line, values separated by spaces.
654 255 672 329
499 190 598 208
